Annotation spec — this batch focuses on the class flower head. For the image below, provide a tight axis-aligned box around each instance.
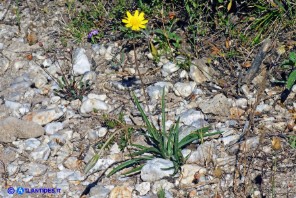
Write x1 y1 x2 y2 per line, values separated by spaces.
87 30 99 39
122 10 148 31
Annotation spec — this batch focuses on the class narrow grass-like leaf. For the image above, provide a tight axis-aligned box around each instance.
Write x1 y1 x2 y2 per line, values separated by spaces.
84 154 100 174
122 164 145 176
157 188 165 198
161 88 166 134
286 70 296 90
178 130 222 149
131 143 150 150
62 76 67 85
173 118 180 158
161 89 167 154
85 130 119 174
57 78 64 89
132 92 161 143
131 145 162 156
166 126 175 157
131 144 161 155
107 158 143 177
289 52 296 63
108 156 152 177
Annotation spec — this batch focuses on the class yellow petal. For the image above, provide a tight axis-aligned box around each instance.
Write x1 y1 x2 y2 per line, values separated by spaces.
122 19 129 23
134 10 139 17
140 20 148 25
139 24 146 29
126 11 132 18
125 23 132 28
139 12 145 19
132 26 140 31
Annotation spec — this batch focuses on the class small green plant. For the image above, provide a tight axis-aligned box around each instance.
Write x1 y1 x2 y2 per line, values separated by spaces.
278 52 296 102
281 52 296 86
157 188 165 198
53 75 91 101
288 135 296 149
65 0 106 43
39 58 92 101
153 19 182 57
14 0 21 29
102 112 134 151
84 112 136 174
107 90 221 177
176 55 192 71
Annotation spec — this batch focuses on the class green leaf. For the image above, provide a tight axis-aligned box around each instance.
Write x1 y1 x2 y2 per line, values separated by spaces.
161 89 166 134
131 144 162 156
132 92 161 143
57 78 64 89
62 76 67 84
157 188 165 198
122 164 145 176
84 154 100 174
166 126 175 157
107 156 152 177
108 159 141 177
178 128 219 149
179 134 200 149
289 52 296 63
161 88 166 152
288 136 296 149
173 118 180 157
286 70 296 90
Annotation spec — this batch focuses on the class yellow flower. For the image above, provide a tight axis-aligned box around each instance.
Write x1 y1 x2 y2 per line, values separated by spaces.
122 10 148 31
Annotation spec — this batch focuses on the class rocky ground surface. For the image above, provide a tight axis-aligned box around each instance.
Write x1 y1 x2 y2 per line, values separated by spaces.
0 1 296 198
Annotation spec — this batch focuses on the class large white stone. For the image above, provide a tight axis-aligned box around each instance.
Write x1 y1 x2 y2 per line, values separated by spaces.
26 163 48 176
32 74 48 89
151 180 174 194
147 82 173 100
13 60 28 70
0 57 9 74
109 186 132 198
80 98 109 114
235 98 248 109
88 158 115 174
174 82 196 97
189 65 207 83
199 93 233 117
189 58 217 84
162 62 179 77
23 138 41 151
141 158 174 182
72 48 91 76
184 141 215 165
30 143 51 161
135 182 151 196
179 164 207 186
0 117 44 142
23 107 64 126
178 109 205 126
82 71 97 84
44 122 64 135
255 103 272 113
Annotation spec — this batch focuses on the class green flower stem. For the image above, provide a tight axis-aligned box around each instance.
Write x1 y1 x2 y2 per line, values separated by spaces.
132 33 151 116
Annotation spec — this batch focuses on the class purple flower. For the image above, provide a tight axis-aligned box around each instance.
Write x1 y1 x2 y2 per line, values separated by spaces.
87 30 99 39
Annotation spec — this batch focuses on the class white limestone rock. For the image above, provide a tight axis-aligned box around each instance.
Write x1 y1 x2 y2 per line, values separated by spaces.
72 48 91 76
141 158 174 182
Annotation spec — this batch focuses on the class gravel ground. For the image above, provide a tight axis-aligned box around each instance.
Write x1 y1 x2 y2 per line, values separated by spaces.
0 1 295 198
